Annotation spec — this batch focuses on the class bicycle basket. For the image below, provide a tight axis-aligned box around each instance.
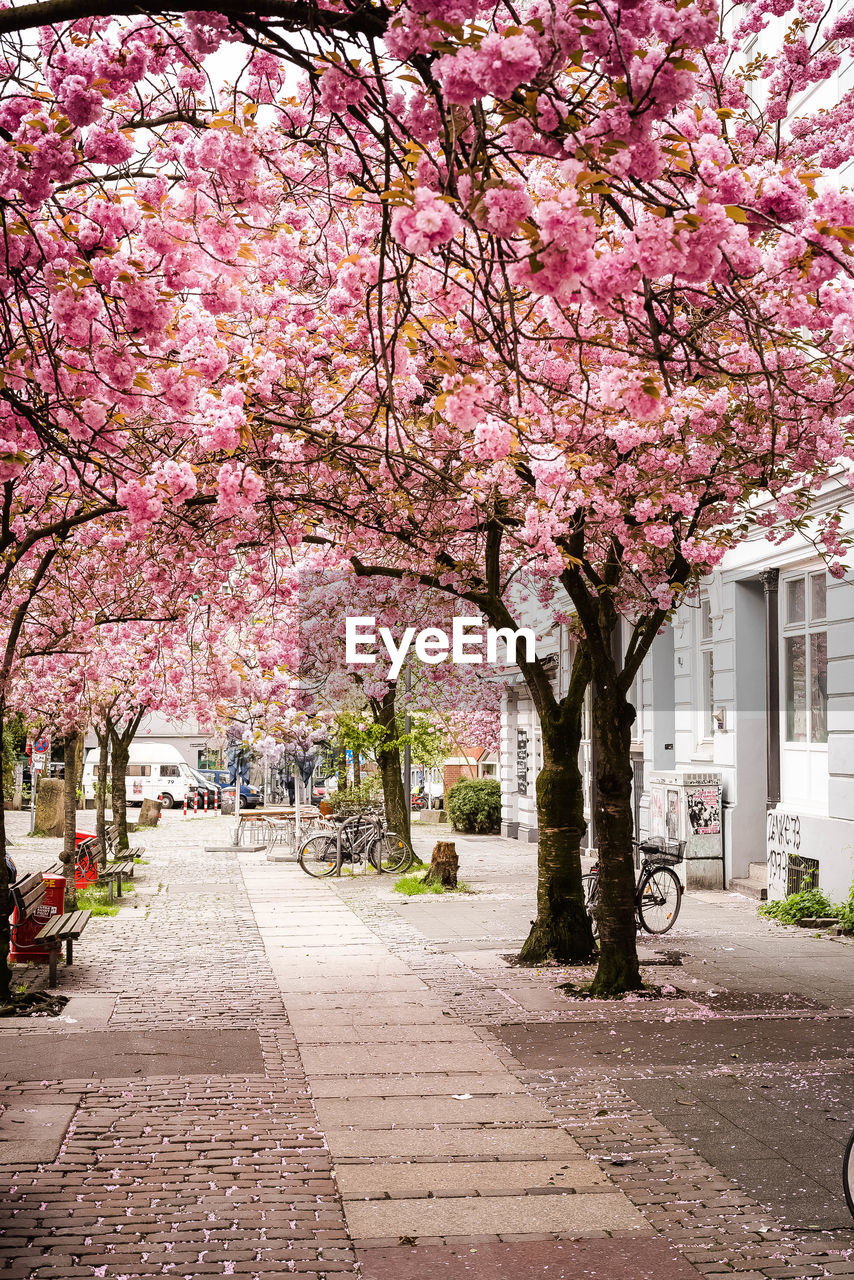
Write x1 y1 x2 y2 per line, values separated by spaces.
641 837 685 866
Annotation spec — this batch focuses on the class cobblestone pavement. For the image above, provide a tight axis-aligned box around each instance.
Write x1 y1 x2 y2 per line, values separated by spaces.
2 814 853 1280
1 811 357 1279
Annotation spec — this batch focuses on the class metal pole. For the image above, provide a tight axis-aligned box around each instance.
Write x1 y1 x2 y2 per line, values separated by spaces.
29 769 37 835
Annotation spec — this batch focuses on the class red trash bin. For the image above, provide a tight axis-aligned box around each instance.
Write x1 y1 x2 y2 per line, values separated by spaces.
10 872 66 962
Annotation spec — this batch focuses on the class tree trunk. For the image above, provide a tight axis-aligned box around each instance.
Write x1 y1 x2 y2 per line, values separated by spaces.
353 751 361 787
373 687 410 845
518 705 596 964
0 703 11 1003
425 840 458 888
589 679 643 997
111 738 130 853
61 733 79 910
337 744 348 793
95 726 109 860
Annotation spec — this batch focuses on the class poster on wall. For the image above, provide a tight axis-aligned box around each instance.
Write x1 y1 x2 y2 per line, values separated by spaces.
666 789 679 840
687 785 722 836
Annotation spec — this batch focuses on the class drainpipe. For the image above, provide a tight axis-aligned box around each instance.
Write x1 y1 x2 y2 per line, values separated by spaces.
761 568 781 810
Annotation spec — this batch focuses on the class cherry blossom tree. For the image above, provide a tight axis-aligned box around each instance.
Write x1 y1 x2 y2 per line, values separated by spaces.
4 0 854 1000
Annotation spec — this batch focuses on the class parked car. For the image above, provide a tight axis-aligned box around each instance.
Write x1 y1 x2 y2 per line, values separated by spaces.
200 769 262 809
186 769 221 808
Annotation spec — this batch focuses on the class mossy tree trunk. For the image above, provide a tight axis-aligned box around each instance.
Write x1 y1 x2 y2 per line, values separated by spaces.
371 685 410 847
95 725 109 860
518 646 596 964
107 707 145 853
588 676 642 997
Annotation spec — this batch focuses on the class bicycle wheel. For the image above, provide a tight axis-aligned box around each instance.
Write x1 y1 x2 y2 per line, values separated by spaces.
297 834 339 878
582 872 599 938
844 1129 854 1220
372 832 414 873
637 865 682 934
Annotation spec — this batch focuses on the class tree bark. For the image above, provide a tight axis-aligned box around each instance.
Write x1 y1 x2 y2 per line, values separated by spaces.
372 686 410 846
518 701 596 963
517 645 595 965
61 732 80 910
588 677 643 997
0 703 11 1003
110 733 130 853
95 725 109 861
353 751 361 788
337 743 348 793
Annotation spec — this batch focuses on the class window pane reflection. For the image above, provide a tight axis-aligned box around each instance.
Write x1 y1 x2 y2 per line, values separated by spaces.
787 578 805 625
786 635 807 742
811 631 828 744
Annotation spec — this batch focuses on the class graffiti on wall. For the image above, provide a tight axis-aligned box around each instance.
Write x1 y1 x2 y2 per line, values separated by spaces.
766 810 801 898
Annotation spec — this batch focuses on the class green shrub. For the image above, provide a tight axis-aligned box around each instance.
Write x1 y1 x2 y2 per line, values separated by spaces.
446 777 501 834
759 886 836 925
837 881 854 935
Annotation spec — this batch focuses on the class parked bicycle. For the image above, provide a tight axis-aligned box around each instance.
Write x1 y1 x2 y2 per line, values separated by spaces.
297 810 414 878
844 1129 854 1219
582 837 685 936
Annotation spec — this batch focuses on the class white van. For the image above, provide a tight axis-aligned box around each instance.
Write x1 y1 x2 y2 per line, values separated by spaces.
82 742 206 809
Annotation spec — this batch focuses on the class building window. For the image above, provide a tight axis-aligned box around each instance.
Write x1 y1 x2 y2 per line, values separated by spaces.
783 571 827 744
699 596 715 739
198 748 222 771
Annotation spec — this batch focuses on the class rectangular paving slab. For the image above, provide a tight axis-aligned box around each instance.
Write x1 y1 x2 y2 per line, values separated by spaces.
0 1100 79 1165
301 1043 506 1075
0 1030 264 1081
344 1190 649 1240
335 1158 608 1197
311 1073 527 1098
326 1126 583 1159
297 1023 476 1044
315 1094 551 1128
357 1238 703 1280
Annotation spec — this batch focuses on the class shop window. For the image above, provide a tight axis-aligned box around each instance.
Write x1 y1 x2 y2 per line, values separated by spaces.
783 571 827 744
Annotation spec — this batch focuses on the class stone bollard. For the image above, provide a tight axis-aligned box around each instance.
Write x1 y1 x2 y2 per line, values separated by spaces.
138 797 162 828
34 777 65 837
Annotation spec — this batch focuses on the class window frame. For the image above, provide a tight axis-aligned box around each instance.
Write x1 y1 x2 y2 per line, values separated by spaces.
780 568 829 750
697 594 716 745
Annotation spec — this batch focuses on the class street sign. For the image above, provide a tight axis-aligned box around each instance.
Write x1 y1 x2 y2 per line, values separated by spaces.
31 751 47 770
33 737 49 755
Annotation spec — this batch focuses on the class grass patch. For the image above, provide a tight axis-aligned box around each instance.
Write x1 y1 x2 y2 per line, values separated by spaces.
133 856 149 864
76 884 120 916
393 872 471 896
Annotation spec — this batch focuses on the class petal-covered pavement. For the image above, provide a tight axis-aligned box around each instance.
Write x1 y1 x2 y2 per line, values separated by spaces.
1 812 853 1280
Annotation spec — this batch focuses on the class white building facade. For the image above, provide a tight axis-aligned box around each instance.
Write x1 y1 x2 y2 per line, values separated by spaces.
499 486 854 902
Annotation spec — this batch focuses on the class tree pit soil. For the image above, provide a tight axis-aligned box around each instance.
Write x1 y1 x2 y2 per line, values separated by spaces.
0 990 70 1018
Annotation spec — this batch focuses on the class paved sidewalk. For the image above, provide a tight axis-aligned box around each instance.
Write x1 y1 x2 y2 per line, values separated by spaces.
1 815 853 1280
1 812 356 1279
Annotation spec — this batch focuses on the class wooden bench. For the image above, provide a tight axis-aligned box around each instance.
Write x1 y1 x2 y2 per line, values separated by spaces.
105 822 143 862
50 837 135 900
11 872 91 986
